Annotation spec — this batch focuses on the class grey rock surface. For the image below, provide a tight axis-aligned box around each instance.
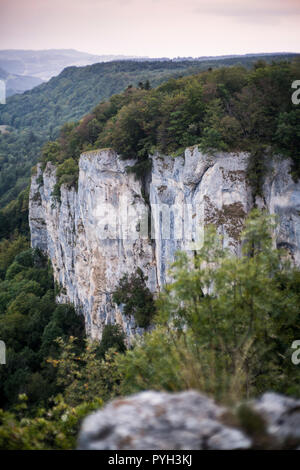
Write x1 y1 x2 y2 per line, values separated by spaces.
251 392 300 445
77 390 300 450
29 147 300 339
77 390 251 450
29 150 156 341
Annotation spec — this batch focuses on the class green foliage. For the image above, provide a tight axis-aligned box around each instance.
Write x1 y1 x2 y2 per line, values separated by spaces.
0 394 102 450
41 141 60 165
112 268 156 328
1 56 297 206
199 98 228 153
39 60 300 190
1 56 300 449
0 332 126 449
40 304 85 357
96 324 126 359
116 325 183 395
1 212 300 448
0 130 44 208
48 337 122 407
0 235 29 280
0 187 30 240
0 243 86 409
116 211 300 403
237 404 267 438
2 57 267 208
246 145 269 198
51 158 79 201
275 109 300 180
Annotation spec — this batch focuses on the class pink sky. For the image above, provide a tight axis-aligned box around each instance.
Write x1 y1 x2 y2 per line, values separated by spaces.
0 0 299 57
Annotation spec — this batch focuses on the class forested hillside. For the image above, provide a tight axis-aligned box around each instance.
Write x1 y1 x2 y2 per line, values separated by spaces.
0 54 298 208
0 49 139 81
41 59 300 202
0 60 199 207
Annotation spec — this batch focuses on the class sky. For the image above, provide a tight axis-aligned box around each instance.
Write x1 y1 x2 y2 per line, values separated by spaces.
0 0 300 57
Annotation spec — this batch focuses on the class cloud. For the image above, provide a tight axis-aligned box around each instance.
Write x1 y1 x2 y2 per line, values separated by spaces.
0 0 299 57
193 0 300 21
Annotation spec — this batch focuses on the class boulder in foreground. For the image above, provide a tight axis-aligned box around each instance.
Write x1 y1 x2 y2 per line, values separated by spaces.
78 390 300 450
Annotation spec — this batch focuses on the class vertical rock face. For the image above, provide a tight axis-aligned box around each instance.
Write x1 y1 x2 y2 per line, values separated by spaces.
150 147 252 287
29 150 156 340
29 147 300 339
261 157 300 266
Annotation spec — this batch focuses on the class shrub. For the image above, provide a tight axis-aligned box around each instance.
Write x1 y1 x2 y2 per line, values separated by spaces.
52 158 79 202
96 324 126 358
0 394 102 450
48 337 122 406
112 268 155 328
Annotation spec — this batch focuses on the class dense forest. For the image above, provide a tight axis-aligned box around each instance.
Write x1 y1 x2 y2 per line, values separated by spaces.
41 59 300 201
4 54 298 134
0 59 202 207
0 54 298 208
0 58 300 449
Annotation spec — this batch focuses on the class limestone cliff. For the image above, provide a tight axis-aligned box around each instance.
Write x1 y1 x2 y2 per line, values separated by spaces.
29 147 300 339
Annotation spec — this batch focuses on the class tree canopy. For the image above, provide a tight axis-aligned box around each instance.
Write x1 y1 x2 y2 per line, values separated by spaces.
41 60 300 200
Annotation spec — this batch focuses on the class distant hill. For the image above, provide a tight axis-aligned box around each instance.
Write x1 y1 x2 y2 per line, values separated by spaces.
0 67 43 97
173 52 299 61
0 49 298 97
0 49 145 82
0 53 299 208
0 49 147 97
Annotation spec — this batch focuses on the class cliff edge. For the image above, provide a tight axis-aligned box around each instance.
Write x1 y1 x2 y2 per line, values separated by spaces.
29 147 300 339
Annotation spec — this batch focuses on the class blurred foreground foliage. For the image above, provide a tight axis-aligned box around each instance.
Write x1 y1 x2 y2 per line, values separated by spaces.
1 211 300 449
116 211 300 402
